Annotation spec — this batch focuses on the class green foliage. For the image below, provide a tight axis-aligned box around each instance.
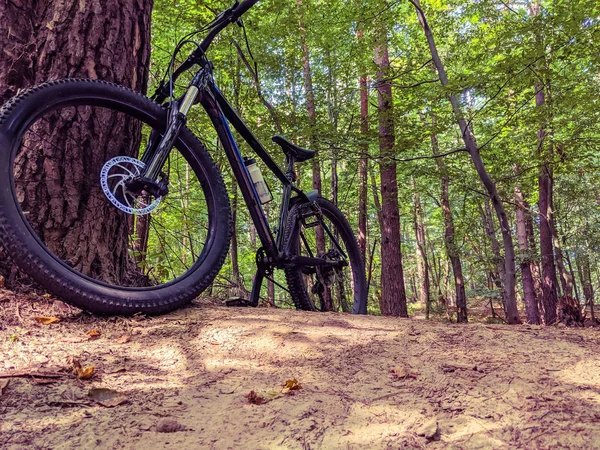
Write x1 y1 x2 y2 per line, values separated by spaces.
148 0 600 314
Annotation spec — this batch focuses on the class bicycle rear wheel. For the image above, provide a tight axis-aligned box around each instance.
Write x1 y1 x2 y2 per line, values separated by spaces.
0 79 231 315
284 198 367 314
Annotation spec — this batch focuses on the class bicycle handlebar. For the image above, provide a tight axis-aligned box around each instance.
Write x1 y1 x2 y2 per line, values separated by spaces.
153 0 259 102
199 0 260 53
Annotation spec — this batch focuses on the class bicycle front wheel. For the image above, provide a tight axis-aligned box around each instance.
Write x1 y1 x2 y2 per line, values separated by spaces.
284 198 367 314
0 79 231 315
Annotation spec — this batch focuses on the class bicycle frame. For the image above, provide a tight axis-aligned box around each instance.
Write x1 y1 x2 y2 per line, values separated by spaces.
140 48 347 305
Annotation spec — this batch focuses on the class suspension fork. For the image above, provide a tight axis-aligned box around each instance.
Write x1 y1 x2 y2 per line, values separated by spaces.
138 70 206 182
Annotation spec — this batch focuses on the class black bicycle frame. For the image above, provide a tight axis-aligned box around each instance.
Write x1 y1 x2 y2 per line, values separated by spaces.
196 64 314 263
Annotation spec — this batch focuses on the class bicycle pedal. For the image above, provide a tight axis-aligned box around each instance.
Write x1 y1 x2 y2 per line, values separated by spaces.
224 297 252 307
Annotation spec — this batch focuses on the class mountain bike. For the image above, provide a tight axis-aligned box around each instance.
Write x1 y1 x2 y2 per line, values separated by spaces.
0 0 367 315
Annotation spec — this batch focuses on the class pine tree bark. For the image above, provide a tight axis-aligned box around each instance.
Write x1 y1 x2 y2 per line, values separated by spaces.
411 0 520 323
374 26 408 317
0 0 154 284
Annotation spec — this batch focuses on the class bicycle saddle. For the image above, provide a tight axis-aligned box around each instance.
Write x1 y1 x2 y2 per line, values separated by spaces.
272 135 315 162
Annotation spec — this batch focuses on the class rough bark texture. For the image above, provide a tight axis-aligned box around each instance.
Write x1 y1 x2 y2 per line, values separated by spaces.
412 0 520 323
374 28 408 317
0 0 154 284
530 0 558 324
514 183 540 324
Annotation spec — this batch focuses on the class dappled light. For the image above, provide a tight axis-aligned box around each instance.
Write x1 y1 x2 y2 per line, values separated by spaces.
1 295 600 448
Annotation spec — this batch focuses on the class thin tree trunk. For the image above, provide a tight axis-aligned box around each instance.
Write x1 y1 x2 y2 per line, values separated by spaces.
297 0 331 311
429 117 467 322
411 0 519 323
481 200 505 300
514 182 540 324
374 25 408 317
413 181 431 318
358 30 369 266
550 219 573 298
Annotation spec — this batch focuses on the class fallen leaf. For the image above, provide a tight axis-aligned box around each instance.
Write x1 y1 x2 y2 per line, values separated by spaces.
0 275 4 289
86 330 101 339
282 378 302 392
0 379 9 395
77 366 95 379
88 388 127 407
70 357 95 380
390 366 418 379
35 316 60 325
116 335 130 344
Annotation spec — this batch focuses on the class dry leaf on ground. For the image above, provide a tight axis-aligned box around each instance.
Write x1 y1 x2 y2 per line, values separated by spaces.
282 378 302 392
390 366 418 379
86 330 101 339
0 379 9 395
70 357 95 380
34 316 60 325
88 388 127 407
0 275 4 288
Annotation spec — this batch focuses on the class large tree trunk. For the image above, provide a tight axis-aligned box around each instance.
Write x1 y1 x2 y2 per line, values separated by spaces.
412 0 520 323
0 0 154 284
374 27 408 317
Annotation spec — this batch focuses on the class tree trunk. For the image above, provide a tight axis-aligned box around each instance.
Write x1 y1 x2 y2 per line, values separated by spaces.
0 0 154 284
358 30 369 266
514 182 540 324
550 218 573 298
538 167 559 324
481 199 506 302
297 0 331 311
411 0 520 323
413 182 430 318
429 116 467 322
374 26 408 317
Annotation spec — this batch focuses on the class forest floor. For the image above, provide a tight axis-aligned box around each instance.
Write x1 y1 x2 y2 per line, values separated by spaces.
1 291 599 450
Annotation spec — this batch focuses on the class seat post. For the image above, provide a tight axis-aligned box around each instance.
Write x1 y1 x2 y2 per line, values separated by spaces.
285 155 296 181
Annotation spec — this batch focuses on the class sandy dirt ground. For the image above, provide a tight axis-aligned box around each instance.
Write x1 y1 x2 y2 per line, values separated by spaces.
1 291 599 450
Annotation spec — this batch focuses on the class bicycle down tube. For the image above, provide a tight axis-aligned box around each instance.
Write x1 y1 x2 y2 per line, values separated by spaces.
199 75 286 259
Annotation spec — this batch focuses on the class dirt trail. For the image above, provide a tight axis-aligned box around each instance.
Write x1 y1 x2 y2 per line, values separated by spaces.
1 293 599 449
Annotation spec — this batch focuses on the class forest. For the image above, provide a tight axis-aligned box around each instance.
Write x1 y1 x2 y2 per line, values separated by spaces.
147 0 599 325
1 1 600 448
1 0 600 325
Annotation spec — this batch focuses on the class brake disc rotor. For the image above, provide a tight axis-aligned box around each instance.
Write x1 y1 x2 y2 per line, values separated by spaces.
99 156 162 216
